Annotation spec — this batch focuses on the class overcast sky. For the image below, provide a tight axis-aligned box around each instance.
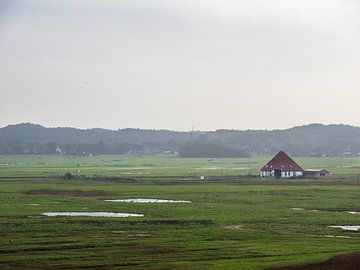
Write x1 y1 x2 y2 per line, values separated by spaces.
1 0 360 130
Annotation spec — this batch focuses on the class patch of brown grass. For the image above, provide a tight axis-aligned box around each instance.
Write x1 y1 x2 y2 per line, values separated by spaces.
270 252 360 270
22 189 116 197
269 190 291 196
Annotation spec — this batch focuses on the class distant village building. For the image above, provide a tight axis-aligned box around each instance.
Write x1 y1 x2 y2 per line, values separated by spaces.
303 169 330 179
260 151 304 178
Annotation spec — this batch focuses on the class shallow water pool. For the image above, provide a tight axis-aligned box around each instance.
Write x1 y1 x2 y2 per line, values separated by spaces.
330 225 360 232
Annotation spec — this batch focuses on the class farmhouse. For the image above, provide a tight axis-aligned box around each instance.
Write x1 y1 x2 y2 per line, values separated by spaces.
260 151 304 178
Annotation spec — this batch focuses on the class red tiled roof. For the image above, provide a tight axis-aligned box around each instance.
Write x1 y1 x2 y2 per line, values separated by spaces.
261 151 304 172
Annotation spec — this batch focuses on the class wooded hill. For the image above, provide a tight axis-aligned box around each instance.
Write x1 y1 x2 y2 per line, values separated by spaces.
0 123 360 157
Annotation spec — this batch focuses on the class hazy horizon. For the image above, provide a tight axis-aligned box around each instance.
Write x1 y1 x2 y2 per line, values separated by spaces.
2 1 360 130
1 121 359 132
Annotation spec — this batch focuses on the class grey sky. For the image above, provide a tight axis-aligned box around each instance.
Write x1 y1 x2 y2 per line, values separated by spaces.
1 0 360 130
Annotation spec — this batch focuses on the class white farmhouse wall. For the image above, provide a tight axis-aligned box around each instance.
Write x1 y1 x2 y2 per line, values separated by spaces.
260 170 303 178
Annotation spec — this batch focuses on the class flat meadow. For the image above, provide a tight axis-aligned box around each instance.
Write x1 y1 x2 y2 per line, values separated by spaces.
0 155 359 269
1 154 360 179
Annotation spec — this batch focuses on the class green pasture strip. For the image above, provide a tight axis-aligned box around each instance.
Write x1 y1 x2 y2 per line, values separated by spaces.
1 155 360 179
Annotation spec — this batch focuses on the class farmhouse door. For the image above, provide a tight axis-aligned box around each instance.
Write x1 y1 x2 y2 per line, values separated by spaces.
274 169 282 178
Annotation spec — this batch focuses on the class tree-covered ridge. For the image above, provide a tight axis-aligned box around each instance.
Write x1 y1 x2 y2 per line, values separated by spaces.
0 123 360 157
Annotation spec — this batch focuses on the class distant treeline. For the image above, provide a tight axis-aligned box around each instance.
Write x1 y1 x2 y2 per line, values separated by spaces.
178 144 251 158
1 123 360 157
0 141 250 158
0 142 131 155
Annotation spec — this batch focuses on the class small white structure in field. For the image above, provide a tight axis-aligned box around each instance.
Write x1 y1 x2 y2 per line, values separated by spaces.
303 169 330 179
260 151 304 178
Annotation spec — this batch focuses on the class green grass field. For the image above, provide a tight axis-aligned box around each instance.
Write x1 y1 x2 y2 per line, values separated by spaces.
1 154 360 179
0 155 359 269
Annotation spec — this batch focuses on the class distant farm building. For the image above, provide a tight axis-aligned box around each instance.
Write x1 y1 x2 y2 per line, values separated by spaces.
303 169 330 179
260 151 304 178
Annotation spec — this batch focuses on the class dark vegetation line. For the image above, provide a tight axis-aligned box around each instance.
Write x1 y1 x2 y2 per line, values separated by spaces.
1 177 360 186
